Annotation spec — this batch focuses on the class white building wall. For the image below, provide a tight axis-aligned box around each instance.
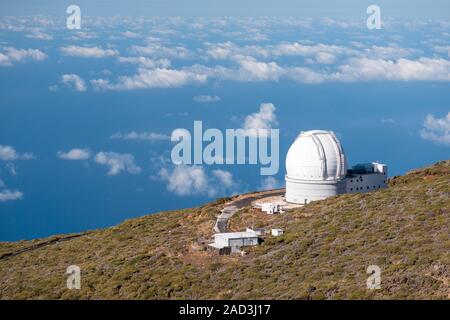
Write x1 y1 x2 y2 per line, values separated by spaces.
346 173 387 193
214 234 229 247
373 162 388 174
285 177 346 204
214 234 259 247
229 237 258 247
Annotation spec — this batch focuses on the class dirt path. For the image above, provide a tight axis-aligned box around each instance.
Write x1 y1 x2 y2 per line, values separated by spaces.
0 233 86 261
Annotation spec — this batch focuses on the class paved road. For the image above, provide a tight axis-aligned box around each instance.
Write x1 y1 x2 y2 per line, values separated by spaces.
214 189 285 233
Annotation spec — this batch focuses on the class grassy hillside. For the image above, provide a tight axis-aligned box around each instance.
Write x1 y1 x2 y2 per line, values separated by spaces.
0 161 449 300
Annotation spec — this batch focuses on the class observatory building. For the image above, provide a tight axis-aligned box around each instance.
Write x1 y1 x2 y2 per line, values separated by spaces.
285 130 387 205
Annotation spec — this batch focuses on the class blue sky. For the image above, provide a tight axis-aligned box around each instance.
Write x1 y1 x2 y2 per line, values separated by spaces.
0 2 449 241
1 0 450 19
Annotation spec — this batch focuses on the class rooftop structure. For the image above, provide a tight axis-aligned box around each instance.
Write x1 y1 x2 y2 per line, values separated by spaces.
271 229 284 236
259 202 284 214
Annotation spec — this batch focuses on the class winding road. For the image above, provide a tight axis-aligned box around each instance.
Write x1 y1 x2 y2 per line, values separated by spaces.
214 188 285 233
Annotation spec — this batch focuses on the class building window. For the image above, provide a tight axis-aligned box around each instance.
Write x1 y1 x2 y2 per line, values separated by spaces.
367 186 369 189
378 185 381 188
350 188 353 191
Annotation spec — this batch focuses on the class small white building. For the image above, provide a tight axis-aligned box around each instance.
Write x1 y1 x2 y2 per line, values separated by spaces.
271 229 284 236
261 203 284 214
209 231 259 250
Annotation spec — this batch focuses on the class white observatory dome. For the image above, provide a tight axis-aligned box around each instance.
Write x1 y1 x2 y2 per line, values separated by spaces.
286 130 347 181
285 130 348 204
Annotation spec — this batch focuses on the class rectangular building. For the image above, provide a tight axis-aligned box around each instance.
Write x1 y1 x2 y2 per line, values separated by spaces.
346 162 388 193
209 231 259 252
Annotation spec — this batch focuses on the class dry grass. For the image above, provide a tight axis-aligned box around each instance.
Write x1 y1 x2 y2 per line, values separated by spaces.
0 161 448 299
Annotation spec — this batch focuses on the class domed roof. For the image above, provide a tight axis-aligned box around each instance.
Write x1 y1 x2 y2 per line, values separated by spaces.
286 130 347 181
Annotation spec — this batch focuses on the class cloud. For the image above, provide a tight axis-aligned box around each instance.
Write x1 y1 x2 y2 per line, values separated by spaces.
287 66 326 84
5 162 17 176
314 52 336 64
61 74 87 92
288 57 450 84
57 148 91 160
68 31 97 41
0 47 47 66
0 189 23 202
0 145 33 161
120 31 139 38
361 45 421 60
272 42 353 59
94 152 142 176
333 57 450 82
79 40 450 91
420 112 450 146
189 57 284 83
200 41 450 83
26 29 53 40
60 45 118 58
110 131 170 142
91 68 207 90
0 178 23 202
434 45 450 57
236 57 284 81
381 118 395 124
157 165 234 197
193 95 221 103
130 43 191 59
117 56 171 68
212 169 233 188
260 176 282 190
204 41 353 62
242 103 278 137
205 42 237 60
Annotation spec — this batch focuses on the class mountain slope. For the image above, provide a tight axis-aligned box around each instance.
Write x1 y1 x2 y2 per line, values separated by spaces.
0 161 449 299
